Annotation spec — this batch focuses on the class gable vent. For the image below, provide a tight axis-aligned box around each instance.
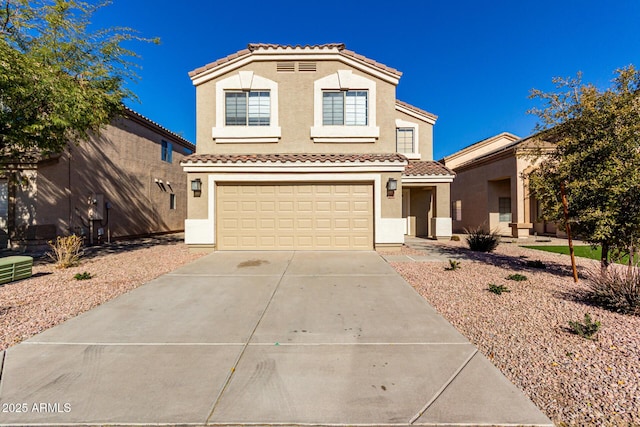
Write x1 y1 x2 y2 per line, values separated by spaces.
277 62 295 72
298 62 317 72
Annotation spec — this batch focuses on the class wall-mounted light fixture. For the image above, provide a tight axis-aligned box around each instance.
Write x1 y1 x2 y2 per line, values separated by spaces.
386 177 398 197
191 178 202 197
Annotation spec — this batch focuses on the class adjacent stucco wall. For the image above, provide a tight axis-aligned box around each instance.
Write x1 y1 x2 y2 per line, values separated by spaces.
450 154 517 233
32 117 191 241
195 60 399 155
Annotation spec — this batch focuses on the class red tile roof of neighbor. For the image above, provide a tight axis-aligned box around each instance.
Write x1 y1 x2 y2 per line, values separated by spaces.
182 153 408 164
404 161 455 176
189 43 402 78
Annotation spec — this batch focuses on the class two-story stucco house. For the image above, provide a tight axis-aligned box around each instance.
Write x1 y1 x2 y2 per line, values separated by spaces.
181 44 454 251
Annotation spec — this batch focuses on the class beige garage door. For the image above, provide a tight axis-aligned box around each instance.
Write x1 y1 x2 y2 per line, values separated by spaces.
217 183 373 250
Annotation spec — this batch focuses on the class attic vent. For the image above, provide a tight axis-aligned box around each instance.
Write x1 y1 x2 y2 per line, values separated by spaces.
277 62 295 72
298 62 317 72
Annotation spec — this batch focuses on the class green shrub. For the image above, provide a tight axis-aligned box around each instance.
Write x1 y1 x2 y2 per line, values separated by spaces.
568 313 601 339
74 272 92 280
464 225 500 252
507 273 528 281
488 283 510 295
445 259 461 271
525 259 547 269
586 266 640 315
48 235 84 269
450 235 461 242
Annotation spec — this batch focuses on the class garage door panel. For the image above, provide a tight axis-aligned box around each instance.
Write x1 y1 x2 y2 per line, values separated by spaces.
217 183 373 250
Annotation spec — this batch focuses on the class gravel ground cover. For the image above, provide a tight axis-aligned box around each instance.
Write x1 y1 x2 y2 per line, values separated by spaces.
391 239 640 427
0 235 204 351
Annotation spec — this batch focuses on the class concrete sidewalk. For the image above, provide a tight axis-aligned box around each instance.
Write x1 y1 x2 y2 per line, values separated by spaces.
0 251 552 426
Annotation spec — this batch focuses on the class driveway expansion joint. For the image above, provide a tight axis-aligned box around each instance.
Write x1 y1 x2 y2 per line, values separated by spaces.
409 349 478 424
205 252 294 424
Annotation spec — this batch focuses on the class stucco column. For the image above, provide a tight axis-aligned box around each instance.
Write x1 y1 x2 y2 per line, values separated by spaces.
430 182 452 239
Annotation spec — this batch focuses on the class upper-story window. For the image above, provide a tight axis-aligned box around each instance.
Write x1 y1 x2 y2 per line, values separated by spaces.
322 90 368 126
225 91 270 126
396 128 414 152
395 119 420 159
161 140 173 163
212 71 281 143
311 70 379 143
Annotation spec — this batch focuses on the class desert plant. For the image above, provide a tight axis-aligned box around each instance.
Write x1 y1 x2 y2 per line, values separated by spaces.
586 266 640 315
507 273 528 281
74 272 92 280
525 259 547 269
48 235 84 269
488 283 510 295
464 225 500 252
450 235 461 242
568 313 601 339
445 259 461 271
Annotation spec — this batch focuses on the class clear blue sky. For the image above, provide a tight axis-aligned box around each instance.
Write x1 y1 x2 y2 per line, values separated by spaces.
92 0 640 160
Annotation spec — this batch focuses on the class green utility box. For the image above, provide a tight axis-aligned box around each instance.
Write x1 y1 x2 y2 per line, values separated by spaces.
0 256 34 285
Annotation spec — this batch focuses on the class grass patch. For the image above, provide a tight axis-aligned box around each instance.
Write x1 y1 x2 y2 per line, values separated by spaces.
523 245 638 265
488 283 510 295
507 273 528 281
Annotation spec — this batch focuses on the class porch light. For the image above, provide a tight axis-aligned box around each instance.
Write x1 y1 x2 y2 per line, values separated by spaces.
191 178 202 197
386 178 398 191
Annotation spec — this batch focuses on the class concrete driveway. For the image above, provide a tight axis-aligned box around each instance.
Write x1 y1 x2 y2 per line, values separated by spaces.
0 251 552 426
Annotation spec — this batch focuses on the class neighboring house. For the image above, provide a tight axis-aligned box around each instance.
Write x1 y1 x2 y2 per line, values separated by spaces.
0 108 195 250
443 132 556 238
181 43 454 251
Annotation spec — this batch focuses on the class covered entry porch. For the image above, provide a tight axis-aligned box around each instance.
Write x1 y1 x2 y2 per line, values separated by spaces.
401 161 455 240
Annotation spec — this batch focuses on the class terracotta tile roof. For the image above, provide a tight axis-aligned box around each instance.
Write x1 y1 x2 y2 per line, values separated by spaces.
189 43 402 78
395 100 438 121
403 161 454 176
182 153 408 165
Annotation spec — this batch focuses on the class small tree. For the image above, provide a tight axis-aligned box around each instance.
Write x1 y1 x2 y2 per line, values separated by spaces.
526 66 640 269
0 0 158 156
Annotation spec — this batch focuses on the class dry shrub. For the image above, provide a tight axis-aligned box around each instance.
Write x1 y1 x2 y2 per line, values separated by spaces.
464 225 500 252
48 235 84 268
586 265 640 315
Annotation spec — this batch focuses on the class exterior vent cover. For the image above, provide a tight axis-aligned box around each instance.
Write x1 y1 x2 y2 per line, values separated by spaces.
298 62 317 72
277 62 295 72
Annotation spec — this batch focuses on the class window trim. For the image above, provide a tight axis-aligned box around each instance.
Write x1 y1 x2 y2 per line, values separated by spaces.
395 119 420 159
311 70 379 143
212 71 281 143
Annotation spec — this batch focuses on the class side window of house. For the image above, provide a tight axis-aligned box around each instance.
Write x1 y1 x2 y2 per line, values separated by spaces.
396 127 414 153
452 200 462 221
169 193 176 210
225 90 270 126
161 141 173 163
499 197 511 222
322 90 368 126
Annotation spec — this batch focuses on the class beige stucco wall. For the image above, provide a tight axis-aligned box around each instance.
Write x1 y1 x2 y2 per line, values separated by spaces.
30 117 191 241
450 154 517 234
195 60 400 155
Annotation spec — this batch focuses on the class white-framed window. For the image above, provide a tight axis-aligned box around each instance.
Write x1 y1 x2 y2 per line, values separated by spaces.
212 71 281 143
322 90 368 126
396 128 414 153
394 119 420 159
451 200 462 221
169 193 176 210
311 70 379 142
499 197 512 222
161 141 172 163
225 91 270 126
